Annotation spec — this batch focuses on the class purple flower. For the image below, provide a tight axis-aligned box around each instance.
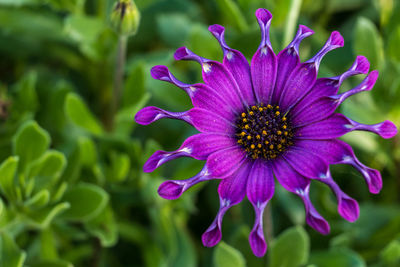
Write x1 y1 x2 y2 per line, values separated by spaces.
135 9 398 257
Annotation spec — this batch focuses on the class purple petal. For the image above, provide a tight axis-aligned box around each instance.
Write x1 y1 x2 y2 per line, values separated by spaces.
292 71 378 127
334 141 383 194
150 65 234 120
301 190 331 235
295 139 383 194
218 161 251 204
251 9 277 104
290 56 370 116
158 166 211 199
135 106 191 125
279 31 344 112
313 171 360 222
209 24 256 106
272 25 314 104
206 146 246 178
246 159 274 257
174 47 244 110
202 164 252 247
272 159 330 234
295 113 397 139
143 133 236 172
305 31 344 68
187 108 234 134
283 147 329 179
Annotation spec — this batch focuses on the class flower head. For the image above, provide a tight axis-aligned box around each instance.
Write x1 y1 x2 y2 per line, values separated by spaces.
135 9 397 257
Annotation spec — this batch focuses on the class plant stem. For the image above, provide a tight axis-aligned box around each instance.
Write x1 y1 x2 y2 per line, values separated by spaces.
282 0 303 49
112 35 128 128
264 203 274 242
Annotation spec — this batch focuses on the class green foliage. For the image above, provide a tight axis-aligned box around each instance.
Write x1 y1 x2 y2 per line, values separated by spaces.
214 241 246 267
269 226 310 267
0 0 399 266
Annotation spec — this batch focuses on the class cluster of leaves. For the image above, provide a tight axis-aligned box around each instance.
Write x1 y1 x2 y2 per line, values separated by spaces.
0 0 399 266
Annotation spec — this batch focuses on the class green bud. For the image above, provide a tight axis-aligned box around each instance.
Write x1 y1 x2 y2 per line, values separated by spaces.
111 0 140 36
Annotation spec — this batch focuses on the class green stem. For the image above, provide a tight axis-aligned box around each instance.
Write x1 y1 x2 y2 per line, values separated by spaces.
282 0 303 49
264 203 274 242
111 35 128 129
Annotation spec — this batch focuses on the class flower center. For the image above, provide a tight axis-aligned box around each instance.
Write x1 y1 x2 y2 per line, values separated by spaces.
235 104 294 160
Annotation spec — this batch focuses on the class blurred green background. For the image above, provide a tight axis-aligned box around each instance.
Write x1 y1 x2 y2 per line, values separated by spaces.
0 0 399 266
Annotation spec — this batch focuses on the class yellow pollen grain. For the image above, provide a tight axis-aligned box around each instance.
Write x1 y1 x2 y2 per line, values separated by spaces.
258 107 263 112
283 125 287 129
277 144 282 149
244 124 249 129
275 111 280 116
264 141 269 145
284 131 288 136
276 106 280 110
249 111 254 116
257 144 262 148
256 135 261 139
267 104 272 109
269 144 274 150
282 117 287 121
242 118 247 123
247 135 252 140
241 113 246 117
262 130 267 135
277 131 282 135
252 106 257 110
251 144 255 149
240 132 246 136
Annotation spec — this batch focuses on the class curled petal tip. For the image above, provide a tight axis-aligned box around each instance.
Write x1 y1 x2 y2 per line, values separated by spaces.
202 226 222 247
249 230 267 257
338 198 360 222
306 215 330 235
255 8 272 24
208 24 225 36
378 120 398 139
367 169 382 194
354 56 370 74
135 106 159 125
150 65 170 81
329 31 344 47
158 181 185 200
174 46 193 61
366 70 379 87
299 24 314 35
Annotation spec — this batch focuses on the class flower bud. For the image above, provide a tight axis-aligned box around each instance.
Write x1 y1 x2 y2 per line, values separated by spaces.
111 0 140 36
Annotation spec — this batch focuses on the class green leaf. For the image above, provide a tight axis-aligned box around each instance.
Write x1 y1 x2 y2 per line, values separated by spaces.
61 183 109 222
107 151 130 182
64 93 104 136
64 14 104 44
86 204 118 247
216 0 248 32
50 182 68 203
27 202 70 228
27 150 66 191
12 71 38 115
309 249 366 267
0 156 19 199
24 189 50 209
0 232 26 267
214 241 246 267
381 239 400 266
388 26 400 63
156 14 192 47
270 226 310 267
78 136 97 167
12 120 50 169
122 62 146 108
353 17 384 69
